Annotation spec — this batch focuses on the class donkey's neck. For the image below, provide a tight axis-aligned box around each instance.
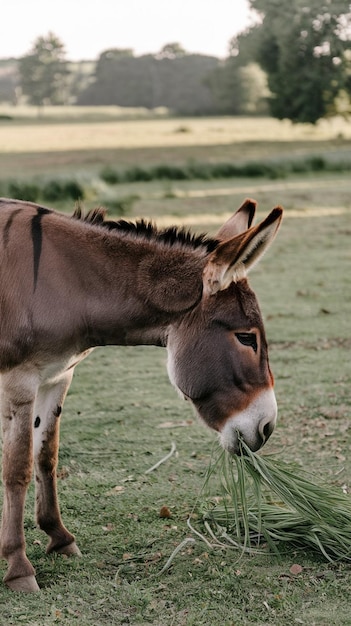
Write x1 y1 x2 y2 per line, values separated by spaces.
0 203 210 366
64 225 207 350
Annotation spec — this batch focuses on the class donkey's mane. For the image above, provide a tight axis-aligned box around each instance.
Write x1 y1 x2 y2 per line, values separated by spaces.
73 206 219 254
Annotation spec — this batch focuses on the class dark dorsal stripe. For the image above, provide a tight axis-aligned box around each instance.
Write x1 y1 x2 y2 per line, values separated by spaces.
31 207 51 289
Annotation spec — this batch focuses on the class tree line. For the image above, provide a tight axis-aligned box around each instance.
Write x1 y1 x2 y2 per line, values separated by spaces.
1 0 350 124
1 39 267 117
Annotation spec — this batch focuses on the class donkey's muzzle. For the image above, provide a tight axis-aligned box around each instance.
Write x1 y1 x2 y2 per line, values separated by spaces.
219 388 277 455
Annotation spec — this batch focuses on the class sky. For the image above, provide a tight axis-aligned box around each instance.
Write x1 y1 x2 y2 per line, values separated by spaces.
1 0 257 61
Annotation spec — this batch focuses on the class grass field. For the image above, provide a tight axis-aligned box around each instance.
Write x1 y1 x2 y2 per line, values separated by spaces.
1 110 351 179
0 109 351 625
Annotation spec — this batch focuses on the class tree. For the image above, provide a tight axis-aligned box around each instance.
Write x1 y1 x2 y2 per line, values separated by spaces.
18 33 70 109
206 57 269 114
157 43 187 59
235 0 351 123
0 59 19 104
77 50 219 114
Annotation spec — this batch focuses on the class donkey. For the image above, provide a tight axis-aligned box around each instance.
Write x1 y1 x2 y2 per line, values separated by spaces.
0 196 282 592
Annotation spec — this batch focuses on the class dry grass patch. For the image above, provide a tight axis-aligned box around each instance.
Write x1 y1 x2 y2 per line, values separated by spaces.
2 115 351 154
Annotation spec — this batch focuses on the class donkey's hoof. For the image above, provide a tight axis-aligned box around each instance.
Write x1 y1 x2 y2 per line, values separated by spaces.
56 541 82 557
6 575 40 593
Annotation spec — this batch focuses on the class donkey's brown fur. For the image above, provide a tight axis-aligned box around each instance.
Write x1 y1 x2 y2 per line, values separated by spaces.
0 197 282 591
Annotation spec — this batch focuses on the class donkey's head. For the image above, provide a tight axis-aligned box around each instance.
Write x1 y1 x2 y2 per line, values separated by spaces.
166 200 283 454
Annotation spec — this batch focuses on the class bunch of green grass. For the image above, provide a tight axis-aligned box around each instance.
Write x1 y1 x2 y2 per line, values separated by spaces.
196 440 351 562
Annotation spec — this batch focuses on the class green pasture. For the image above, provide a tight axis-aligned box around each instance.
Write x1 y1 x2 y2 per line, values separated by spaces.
0 110 351 625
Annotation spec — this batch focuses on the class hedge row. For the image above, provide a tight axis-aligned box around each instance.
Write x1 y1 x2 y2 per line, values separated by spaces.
3 179 85 203
1 156 350 208
100 156 351 185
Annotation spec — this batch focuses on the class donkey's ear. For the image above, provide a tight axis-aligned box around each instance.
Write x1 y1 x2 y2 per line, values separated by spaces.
216 198 257 240
203 207 283 296
137 250 203 313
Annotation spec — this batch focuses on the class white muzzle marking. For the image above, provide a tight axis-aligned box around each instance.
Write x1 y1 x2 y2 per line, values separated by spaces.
219 388 277 454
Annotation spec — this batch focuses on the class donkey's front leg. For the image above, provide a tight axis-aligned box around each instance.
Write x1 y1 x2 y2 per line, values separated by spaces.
0 373 40 592
34 373 81 557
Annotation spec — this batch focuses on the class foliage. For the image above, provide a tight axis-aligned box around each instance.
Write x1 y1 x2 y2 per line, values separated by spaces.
77 49 220 114
235 0 351 123
99 154 351 185
42 179 84 202
6 151 351 212
0 59 18 104
99 166 123 185
5 178 84 203
238 63 270 114
18 33 70 108
80 45 268 115
157 42 187 59
7 180 41 202
206 58 269 115
2 8 350 123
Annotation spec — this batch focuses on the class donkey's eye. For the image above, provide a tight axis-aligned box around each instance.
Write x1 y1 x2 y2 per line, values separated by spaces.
235 332 257 353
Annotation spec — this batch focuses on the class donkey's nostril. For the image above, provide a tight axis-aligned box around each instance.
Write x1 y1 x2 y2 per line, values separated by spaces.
258 415 275 444
263 422 271 439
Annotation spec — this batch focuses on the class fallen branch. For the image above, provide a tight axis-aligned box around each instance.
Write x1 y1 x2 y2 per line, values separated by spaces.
157 537 195 576
145 442 177 474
